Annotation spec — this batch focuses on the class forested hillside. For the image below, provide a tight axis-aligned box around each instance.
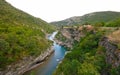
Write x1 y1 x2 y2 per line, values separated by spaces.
0 0 55 69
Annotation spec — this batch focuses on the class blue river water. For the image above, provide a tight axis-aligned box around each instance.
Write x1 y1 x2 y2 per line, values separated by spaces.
24 32 66 75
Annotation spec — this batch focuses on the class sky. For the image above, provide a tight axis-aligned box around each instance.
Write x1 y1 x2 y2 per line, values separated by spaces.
6 0 120 22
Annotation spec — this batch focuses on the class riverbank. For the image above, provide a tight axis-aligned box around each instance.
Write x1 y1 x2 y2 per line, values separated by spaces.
23 46 55 74
0 46 54 75
0 32 58 75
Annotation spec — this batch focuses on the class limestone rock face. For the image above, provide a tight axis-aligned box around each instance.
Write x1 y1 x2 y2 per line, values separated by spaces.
99 37 120 67
55 27 85 49
55 26 94 49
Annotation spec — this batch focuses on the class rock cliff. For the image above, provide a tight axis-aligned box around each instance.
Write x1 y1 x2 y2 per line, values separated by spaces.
99 37 120 68
55 27 84 49
55 25 94 49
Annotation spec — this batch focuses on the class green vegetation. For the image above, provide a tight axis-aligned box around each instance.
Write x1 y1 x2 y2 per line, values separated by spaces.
105 19 120 27
51 11 120 26
54 27 120 75
53 31 107 75
80 11 120 25
52 7 120 75
94 18 120 27
0 0 55 33
0 0 55 69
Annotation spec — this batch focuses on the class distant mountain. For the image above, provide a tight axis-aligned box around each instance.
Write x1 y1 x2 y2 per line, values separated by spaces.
51 11 120 26
0 0 55 69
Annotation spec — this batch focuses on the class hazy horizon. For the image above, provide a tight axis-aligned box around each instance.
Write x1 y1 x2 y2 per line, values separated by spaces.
6 0 120 22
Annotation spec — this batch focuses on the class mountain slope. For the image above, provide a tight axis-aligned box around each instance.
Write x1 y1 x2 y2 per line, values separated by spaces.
0 0 55 69
51 11 120 26
1 0 55 33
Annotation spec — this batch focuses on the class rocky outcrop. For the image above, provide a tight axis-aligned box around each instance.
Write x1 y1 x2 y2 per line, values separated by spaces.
55 27 85 49
0 46 54 75
99 37 120 67
55 26 94 49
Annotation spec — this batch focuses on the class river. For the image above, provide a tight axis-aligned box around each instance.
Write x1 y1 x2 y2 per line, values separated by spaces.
24 32 66 75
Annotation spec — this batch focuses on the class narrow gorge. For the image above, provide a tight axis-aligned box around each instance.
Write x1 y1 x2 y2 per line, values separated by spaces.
1 0 120 75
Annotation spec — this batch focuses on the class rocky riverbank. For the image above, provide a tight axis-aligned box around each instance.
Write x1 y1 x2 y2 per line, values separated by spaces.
0 46 54 75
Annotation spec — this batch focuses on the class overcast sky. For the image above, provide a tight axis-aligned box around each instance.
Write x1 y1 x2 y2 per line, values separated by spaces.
6 0 120 22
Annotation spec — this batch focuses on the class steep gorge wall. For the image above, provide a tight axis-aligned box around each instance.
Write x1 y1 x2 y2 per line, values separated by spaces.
99 37 120 68
55 27 85 49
